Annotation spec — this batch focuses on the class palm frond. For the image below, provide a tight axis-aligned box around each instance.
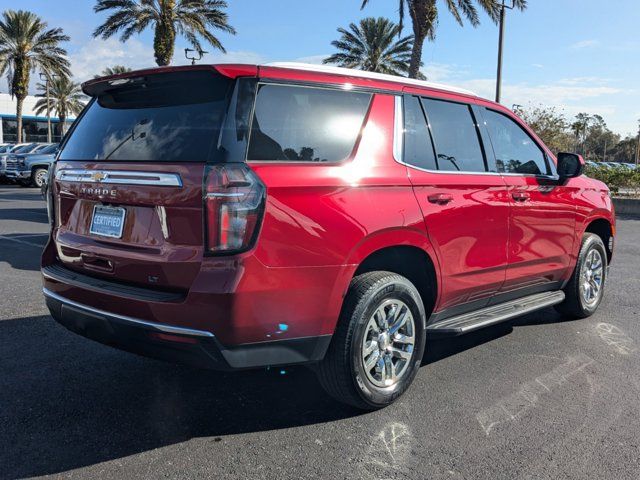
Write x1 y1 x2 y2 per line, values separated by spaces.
324 17 415 77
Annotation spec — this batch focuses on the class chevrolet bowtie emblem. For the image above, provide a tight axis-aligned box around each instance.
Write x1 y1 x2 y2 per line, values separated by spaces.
91 172 108 183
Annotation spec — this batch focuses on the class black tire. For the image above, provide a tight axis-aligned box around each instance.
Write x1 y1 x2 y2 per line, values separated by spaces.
32 168 48 188
317 271 427 410
555 233 607 319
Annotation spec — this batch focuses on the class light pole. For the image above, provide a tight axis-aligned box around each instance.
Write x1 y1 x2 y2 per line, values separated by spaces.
495 0 515 103
636 120 640 167
39 72 52 143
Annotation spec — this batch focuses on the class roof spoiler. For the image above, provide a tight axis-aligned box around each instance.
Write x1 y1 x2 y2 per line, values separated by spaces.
82 64 258 97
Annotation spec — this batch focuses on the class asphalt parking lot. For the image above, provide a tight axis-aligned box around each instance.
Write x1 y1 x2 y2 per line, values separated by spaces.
1 185 640 479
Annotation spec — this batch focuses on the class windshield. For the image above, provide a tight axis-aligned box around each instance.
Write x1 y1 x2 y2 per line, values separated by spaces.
13 144 37 153
36 144 58 154
59 70 233 163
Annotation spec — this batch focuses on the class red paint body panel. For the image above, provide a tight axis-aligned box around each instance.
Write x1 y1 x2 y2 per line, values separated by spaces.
43 63 615 359
408 170 510 309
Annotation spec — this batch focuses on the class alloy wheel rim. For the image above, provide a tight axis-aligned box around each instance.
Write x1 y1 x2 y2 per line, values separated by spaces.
36 171 46 186
580 248 604 307
361 299 415 388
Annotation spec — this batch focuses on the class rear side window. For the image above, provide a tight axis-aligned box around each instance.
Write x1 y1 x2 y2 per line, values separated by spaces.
483 109 549 175
59 71 233 162
422 98 486 173
403 96 437 170
247 84 371 162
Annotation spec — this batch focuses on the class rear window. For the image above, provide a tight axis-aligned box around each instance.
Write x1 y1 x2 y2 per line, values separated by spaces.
422 98 486 173
59 70 233 162
247 84 371 162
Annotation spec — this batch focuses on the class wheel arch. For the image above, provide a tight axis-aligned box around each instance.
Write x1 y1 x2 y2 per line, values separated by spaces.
323 228 441 335
584 216 614 262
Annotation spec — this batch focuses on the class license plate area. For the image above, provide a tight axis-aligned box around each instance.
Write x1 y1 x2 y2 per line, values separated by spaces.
90 205 126 239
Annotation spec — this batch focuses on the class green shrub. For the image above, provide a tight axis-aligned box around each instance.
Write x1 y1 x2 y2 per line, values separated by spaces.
584 165 640 196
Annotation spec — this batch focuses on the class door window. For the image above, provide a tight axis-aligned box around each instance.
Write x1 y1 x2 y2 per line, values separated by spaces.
483 109 549 175
403 96 437 170
421 98 487 173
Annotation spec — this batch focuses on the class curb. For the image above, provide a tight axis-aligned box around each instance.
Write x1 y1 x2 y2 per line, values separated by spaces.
613 197 640 217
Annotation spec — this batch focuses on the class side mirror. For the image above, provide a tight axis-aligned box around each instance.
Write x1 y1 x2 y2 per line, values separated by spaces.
557 152 584 181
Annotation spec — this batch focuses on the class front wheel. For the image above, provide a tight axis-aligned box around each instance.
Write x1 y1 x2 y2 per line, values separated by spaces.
556 233 607 318
32 168 48 188
317 271 426 410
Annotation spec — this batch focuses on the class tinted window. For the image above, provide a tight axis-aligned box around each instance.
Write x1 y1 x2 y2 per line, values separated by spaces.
422 99 486 172
483 109 549 175
38 144 58 154
60 71 232 162
403 96 437 170
247 84 371 162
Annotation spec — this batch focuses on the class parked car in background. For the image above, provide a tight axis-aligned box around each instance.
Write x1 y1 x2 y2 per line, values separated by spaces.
42 63 615 410
4 143 59 188
0 143 31 178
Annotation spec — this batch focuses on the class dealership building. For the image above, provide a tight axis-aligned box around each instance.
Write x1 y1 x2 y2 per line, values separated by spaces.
0 93 75 144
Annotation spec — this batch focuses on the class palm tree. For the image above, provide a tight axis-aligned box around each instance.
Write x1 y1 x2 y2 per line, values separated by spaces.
0 10 70 142
323 17 415 77
95 65 132 78
93 0 236 67
361 0 527 79
34 77 85 137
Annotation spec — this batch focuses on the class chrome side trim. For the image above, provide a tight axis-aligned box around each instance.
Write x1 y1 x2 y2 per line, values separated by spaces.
43 288 214 338
55 169 182 187
393 96 404 163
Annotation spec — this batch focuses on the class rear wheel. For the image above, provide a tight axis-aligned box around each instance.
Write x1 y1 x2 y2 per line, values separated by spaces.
317 271 426 410
556 233 607 318
32 168 48 188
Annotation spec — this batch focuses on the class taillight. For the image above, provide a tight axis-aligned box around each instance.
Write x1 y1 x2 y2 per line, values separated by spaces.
46 165 56 227
204 163 266 254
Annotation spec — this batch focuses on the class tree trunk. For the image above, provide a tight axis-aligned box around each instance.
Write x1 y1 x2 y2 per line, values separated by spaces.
154 22 176 66
59 114 66 138
16 96 24 143
407 0 437 79
12 56 29 143
408 35 425 79
154 1 176 66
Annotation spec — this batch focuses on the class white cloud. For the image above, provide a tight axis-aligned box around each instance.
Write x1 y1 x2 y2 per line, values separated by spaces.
69 38 155 82
531 63 544 69
293 54 329 65
421 63 467 82
200 50 269 65
570 39 599 49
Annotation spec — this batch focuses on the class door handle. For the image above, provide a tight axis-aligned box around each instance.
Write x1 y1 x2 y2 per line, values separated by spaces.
511 191 531 202
428 193 453 205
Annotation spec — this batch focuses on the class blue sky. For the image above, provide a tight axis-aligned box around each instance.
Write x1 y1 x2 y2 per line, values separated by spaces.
9 0 640 136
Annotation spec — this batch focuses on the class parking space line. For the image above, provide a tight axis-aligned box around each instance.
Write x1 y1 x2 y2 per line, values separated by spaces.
0 235 47 248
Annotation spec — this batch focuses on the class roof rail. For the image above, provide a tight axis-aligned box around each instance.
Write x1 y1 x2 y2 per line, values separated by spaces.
263 62 477 97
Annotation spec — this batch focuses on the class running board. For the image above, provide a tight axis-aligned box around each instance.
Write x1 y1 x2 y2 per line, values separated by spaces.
426 291 565 336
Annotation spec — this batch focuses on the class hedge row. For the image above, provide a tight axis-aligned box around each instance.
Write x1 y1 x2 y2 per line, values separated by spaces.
584 165 640 196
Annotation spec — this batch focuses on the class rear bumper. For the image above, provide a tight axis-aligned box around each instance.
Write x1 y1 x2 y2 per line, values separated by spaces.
44 288 331 370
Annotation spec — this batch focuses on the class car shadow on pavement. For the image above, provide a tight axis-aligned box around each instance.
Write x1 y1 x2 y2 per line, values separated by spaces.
0 315 361 478
0 191 44 202
0 207 48 224
0 307 570 478
0 235 47 271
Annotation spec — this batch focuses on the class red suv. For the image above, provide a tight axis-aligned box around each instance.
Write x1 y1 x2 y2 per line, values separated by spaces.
42 63 615 409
